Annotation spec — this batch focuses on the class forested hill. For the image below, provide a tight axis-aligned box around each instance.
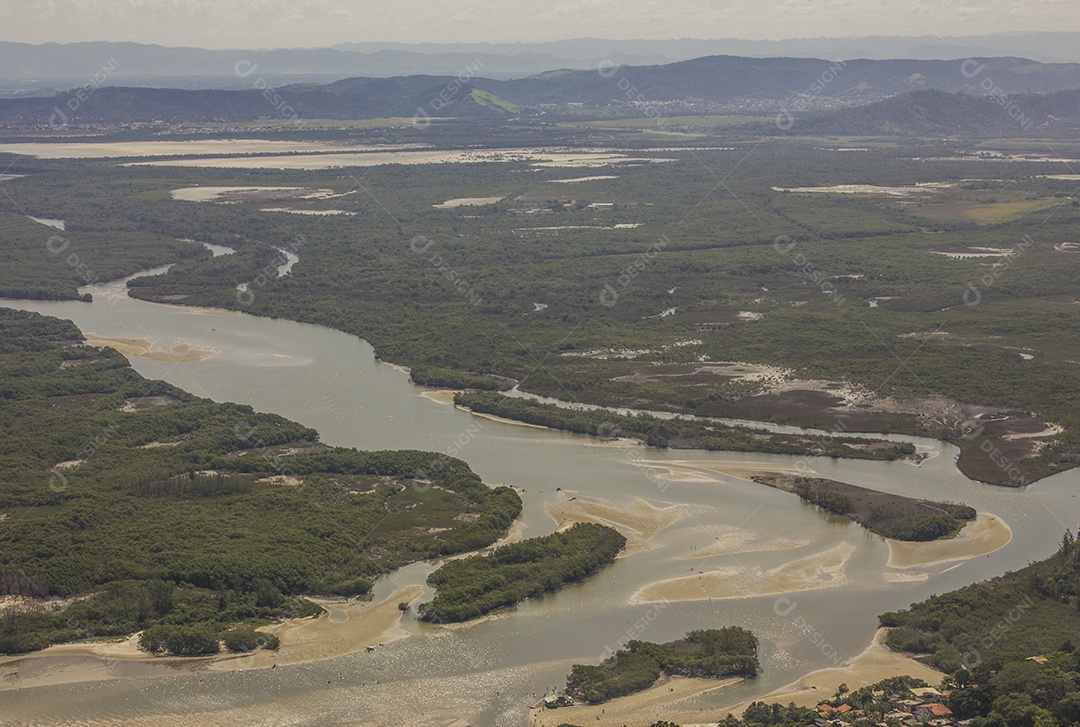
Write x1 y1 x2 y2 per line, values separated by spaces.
788 88 1080 137
3 55 1080 124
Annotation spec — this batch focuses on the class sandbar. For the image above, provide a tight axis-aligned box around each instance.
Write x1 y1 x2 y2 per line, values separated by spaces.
546 495 682 554
886 512 1011 569
85 334 217 362
676 526 809 560
632 542 854 602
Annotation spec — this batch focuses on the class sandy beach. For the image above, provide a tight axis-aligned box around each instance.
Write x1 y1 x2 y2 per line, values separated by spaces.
546 495 683 554
457 405 553 430
419 389 459 405
209 585 422 671
85 334 217 362
886 512 1012 569
631 542 855 603
530 676 744 727
0 586 422 691
716 628 944 718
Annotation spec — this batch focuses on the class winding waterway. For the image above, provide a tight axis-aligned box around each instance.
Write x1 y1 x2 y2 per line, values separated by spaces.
2 265 1079 726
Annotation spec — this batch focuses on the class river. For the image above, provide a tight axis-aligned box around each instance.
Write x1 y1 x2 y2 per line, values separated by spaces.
1 264 1078 726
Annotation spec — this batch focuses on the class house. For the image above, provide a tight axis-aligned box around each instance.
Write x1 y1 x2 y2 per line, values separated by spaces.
910 687 943 700
915 703 953 723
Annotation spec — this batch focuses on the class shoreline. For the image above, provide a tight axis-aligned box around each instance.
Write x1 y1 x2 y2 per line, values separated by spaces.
886 512 1012 569
529 675 745 727
716 628 944 718
0 585 422 691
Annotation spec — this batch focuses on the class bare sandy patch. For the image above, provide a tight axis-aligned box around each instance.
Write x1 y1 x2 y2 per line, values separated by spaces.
53 459 83 469
676 526 809 560
137 441 181 449
171 185 318 202
85 334 216 362
643 459 809 483
886 512 1011 569
0 586 423 691
259 207 356 216
530 675 743 727
256 475 303 487
433 196 503 208
419 389 458 405
209 585 422 671
456 406 551 430
548 175 620 183
1004 424 1063 440
632 542 855 603
719 629 944 718
546 495 682 554
773 183 952 196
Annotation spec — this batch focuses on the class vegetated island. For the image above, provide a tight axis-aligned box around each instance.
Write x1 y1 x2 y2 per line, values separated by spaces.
752 474 977 541
560 628 760 706
0 309 521 657
878 529 1080 725
417 522 625 623
453 391 915 462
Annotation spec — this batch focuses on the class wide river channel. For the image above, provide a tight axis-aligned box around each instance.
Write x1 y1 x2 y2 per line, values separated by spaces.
2 260 1079 726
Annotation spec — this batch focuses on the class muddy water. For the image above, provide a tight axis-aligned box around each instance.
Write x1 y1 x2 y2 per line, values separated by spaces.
2 270 1078 726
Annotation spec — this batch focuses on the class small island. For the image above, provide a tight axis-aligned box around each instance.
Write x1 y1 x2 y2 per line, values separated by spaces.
454 391 915 462
418 522 626 623
562 628 760 705
753 474 977 541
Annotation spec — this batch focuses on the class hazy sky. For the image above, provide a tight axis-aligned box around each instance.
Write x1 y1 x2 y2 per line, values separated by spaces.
0 0 1077 48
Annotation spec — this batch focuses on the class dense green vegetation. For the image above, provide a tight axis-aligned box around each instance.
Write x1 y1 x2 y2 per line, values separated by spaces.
882 529 1080 675
455 391 915 460
876 527 1080 721
761 475 978 541
564 628 760 704
0 137 1062 485
0 309 520 654
417 523 625 623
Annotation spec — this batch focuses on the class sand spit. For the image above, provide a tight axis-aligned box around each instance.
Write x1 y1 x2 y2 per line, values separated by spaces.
456 406 552 430
632 542 855 603
546 495 682 554
719 629 944 717
209 586 422 671
643 459 809 483
84 334 217 362
886 512 1011 569
530 676 744 727
419 389 459 405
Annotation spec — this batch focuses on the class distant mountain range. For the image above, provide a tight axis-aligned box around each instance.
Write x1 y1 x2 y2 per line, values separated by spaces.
5 33 1080 94
789 88 1080 136
2 54 1079 138
3 55 1080 128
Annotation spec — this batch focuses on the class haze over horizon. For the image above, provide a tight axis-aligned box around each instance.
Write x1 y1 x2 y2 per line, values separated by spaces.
0 0 1076 50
